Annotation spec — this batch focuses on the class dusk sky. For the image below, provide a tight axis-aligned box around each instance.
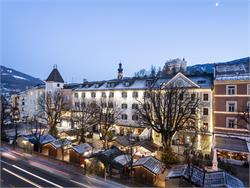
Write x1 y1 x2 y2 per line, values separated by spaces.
1 0 249 83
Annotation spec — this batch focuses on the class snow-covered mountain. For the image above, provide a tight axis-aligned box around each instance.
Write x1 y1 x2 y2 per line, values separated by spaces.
1 65 44 96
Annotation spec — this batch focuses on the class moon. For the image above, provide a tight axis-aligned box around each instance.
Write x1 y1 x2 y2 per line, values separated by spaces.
215 2 219 7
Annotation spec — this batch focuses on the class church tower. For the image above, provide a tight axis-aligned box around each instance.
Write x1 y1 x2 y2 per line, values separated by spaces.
45 65 64 93
117 62 123 80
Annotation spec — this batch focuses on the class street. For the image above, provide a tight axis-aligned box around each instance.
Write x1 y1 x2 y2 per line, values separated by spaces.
0 146 128 188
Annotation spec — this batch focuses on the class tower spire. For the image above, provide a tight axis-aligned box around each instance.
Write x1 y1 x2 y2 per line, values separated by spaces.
117 61 123 79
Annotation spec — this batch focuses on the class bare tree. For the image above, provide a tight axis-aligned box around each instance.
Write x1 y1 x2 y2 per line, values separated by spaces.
97 98 122 149
237 102 250 129
30 116 46 152
136 81 202 152
38 90 67 137
73 100 99 144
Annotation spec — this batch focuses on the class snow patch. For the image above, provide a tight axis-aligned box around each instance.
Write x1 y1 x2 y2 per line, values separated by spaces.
12 75 27 80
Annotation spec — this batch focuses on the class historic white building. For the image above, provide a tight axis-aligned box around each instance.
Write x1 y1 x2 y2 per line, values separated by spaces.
72 64 214 152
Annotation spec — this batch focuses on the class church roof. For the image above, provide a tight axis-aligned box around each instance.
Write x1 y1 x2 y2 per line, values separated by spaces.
46 67 64 83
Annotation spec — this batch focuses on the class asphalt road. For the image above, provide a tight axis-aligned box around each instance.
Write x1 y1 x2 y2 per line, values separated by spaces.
0 147 127 188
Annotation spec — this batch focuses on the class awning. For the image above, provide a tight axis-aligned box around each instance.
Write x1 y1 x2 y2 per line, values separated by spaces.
215 136 249 153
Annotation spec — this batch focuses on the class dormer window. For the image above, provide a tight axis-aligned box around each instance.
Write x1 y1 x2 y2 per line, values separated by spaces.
146 80 152 87
124 82 130 87
95 84 99 88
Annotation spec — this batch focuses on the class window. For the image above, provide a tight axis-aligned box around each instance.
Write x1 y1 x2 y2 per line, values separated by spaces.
146 80 152 87
121 92 127 98
74 93 78 99
81 93 85 98
248 84 250 95
203 94 208 101
227 85 236 95
22 102 25 105
132 114 138 121
108 102 114 108
132 103 139 109
91 92 96 98
247 102 250 112
95 84 99 88
101 92 106 98
191 108 196 114
132 91 138 98
179 93 183 101
227 101 237 112
191 93 195 101
109 92 114 98
144 92 150 98
227 118 237 128
75 102 80 108
121 114 128 120
121 103 128 109
57 83 60 87
203 123 208 131
101 103 107 108
203 108 208 115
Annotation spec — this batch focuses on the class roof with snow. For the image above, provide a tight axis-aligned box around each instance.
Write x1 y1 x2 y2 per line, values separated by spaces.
215 57 250 80
75 74 213 91
46 67 64 83
51 139 71 149
167 164 245 187
72 143 92 155
132 156 163 175
39 134 56 145
215 136 249 153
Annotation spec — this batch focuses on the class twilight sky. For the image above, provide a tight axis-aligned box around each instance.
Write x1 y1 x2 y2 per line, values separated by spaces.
1 0 249 83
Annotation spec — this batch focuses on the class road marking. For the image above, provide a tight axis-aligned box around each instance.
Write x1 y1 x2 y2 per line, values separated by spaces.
0 159 13 166
12 165 64 188
2 168 42 188
70 179 91 188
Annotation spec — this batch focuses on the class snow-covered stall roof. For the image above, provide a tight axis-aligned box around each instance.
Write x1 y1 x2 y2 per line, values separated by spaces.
39 134 56 145
51 139 71 149
133 156 163 175
167 164 245 187
113 154 131 166
72 143 92 156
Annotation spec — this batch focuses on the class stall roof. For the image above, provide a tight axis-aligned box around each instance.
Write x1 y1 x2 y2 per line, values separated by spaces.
135 140 159 152
133 156 163 175
51 139 71 149
215 136 249 153
167 164 245 187
113 154 131 166
40 135 56 145
113 136 135 147
72 143 92 154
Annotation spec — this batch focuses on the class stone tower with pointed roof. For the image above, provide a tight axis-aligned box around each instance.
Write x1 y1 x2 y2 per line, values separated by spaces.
45 65 64 93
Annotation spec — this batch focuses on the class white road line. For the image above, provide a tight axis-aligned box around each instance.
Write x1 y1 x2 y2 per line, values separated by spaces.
70 179 91 188
12 165 64 188
0 159 13 166
2 168 42 188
